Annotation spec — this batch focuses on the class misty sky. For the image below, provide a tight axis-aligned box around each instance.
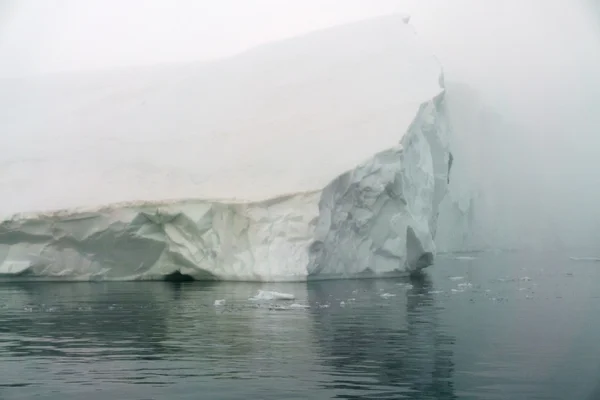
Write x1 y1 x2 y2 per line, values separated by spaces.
2 0 597 79
2 0 599 112
0 0 417 77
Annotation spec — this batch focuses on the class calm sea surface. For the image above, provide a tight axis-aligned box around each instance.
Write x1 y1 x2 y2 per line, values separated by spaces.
2 251 600 400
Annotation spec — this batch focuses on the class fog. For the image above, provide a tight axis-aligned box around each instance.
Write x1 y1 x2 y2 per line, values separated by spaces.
1 0 599 251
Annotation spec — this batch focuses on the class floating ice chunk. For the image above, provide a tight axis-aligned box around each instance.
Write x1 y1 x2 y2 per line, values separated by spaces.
396 283 414 289
289 303 310 309
214 299 226 306
449 276 464 281
570 257 600 262
428 290 444 294
340 301 346 307
457 282 473 289
454 256 476 261
269 304 291 311
380 293 396 298
451 289 464 293
249 290 295 301
318 304 330 309
520 277 531 282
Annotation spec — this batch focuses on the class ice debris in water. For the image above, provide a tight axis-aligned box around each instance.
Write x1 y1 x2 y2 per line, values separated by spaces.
268 304 291 311
451 289 464 293
457 282 473 289
428 290 444 294
396 283 414 289
214 299 226 306
289 303 310 309
249 290 295 301
520 277 532 282
569 257 600 262
449 276 464 281
454 256 476 261
340 301 346 307
380 293 396 299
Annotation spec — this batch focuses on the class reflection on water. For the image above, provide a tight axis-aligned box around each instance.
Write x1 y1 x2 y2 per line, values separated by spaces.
308 276 456 399
2 251 600 399
0 277 455 400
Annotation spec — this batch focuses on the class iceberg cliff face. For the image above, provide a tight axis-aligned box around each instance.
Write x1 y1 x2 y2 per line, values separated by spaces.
0 15 451 281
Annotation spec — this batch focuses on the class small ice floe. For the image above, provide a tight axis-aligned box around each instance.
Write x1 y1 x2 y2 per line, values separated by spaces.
249 290 295 301
519 288 527 291
520 277 532 282
449 276 464 281
454 256 477 261
340 301 346 307
457 283 473 289
214 299 226 306
268 304 291 311
289 303 310 310
570 257 600 262
428 290 444 294
396 283 413 289
380 293 396 299
451 289 464 293
318 304 330 309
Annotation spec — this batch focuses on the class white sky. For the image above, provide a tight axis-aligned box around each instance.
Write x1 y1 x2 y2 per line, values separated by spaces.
0 0 593 78
2 0 599 111
0 0 417 77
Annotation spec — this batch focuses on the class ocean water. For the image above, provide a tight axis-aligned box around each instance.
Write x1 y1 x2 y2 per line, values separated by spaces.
2 251 600 400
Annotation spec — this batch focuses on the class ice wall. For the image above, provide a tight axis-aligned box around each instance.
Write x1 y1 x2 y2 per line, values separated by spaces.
0 15 451 281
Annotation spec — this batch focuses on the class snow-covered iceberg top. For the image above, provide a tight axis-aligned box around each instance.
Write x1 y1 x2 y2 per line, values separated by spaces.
0 14 451 281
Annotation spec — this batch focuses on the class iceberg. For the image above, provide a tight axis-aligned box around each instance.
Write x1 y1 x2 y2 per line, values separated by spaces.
0 15 451 281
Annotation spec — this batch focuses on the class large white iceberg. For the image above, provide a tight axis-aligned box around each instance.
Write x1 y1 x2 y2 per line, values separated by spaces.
0 15 451 281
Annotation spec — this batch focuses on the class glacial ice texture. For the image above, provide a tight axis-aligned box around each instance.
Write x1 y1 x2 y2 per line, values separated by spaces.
0 15 451 281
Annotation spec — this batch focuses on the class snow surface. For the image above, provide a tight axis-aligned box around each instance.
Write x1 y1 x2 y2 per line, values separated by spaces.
0 15 451 281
